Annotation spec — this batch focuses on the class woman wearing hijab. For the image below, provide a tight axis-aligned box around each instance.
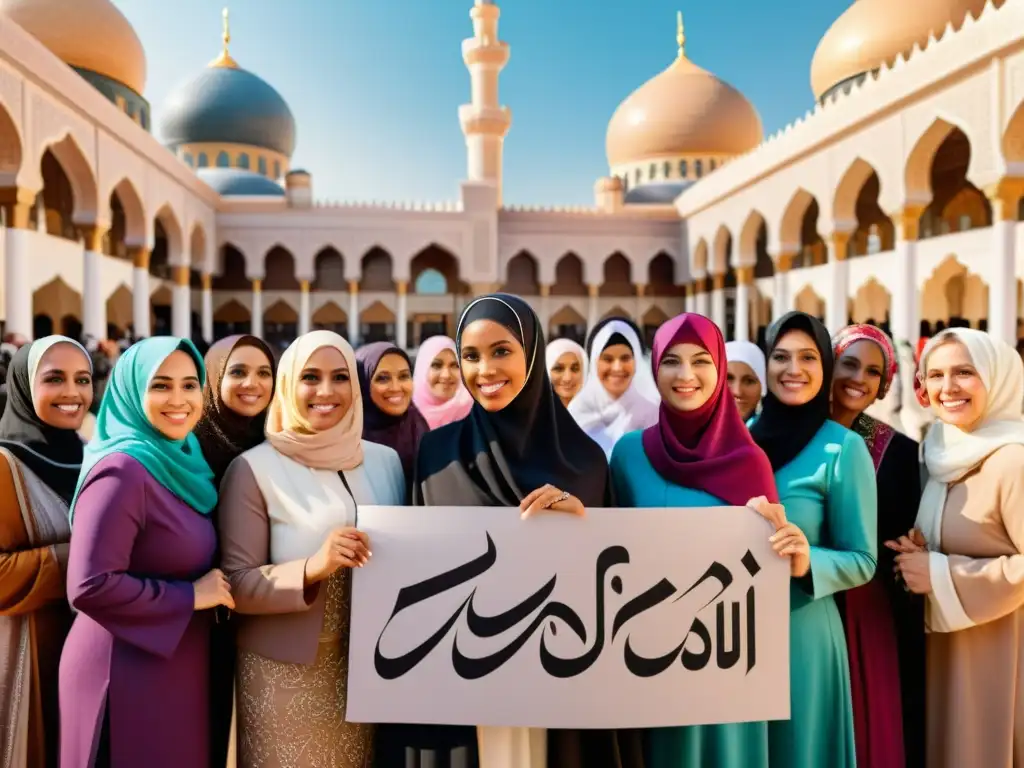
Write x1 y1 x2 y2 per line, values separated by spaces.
889 329 1024 768
412 335 474 430
59 337 233 768
193 333 276 768
610 314 797 768
356 341 429 486
546 338 587 408
412 293 640 768
830 324 923 768
724 340 766 422
569 318 660 457
748 311 878 768
0 336 93 768
217 330 404 768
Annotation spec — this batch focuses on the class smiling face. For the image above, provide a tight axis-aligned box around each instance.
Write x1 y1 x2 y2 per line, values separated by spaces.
726 361 761 420
657 342 718 412
459 319 528 412
143 350 203 440
370 352 413 417
549 351 584 406
767 329 824 406
427 348 460 401
31 343 94 430
597 343 635 398
220 344 274 417
296 346 353 432
832 340 885 419
923 338 988 431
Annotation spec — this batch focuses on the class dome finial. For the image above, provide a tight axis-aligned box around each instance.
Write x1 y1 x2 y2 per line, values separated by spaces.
210 7 239 68
676 11 686 59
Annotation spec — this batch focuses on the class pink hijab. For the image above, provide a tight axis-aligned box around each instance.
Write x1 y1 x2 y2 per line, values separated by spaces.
412 335 474 430
265 330 364 470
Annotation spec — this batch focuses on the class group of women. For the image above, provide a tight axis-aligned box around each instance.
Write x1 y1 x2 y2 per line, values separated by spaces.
0 290 1021 768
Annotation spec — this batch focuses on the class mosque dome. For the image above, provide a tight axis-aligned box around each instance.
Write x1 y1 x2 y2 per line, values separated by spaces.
810 0 999 101
606 15 762 168
197 168 284 197
0 0 147 94
158 11 296 157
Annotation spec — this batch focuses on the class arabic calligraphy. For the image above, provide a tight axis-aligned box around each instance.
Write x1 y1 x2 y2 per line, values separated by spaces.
373 533 762 681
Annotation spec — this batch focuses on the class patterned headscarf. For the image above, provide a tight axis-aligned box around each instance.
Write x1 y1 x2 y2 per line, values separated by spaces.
832 324 898 400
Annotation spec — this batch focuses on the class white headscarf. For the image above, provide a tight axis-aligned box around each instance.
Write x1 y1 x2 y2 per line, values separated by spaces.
567 320 660 458
545 338 588 383
724 340 767 395
915 328 1024 633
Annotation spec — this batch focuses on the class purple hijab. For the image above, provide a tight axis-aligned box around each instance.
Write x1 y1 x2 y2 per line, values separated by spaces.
641 313 778 506
355 342 429 482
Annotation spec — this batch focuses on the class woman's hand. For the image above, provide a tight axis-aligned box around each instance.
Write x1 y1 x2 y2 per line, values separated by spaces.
746 496 810 578
884 527 927 555
304 527 371 585
193 568 235 611
520 484 585 519
894 550 932 594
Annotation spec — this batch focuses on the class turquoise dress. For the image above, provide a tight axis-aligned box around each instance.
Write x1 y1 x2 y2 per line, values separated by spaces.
765 419 877 768
609 430 770 768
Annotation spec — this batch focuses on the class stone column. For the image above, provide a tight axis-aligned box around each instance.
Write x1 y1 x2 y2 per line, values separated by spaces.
171 266 191 338
684 283 695 314
710 273 726 333
396 280 408 350
201 274 213 343
298 280 311 336
1 188 36 339
127 246 152 338
772 252 795 322
251 280 264 338
826 231 851 334
985 181 1023 345
538 283 551 336
889 207 923 346
587 284 600 331
79 224 108 341
635 283 647 324
695 277 710 318
734 266 753 342
347 280 359 344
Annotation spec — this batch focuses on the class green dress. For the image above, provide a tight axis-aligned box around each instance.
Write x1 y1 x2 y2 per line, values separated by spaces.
609 431 770 768
766 419 878 768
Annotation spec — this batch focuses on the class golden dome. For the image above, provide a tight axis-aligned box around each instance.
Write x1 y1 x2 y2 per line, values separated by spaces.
810 0 1000 100
605 13 762 168
0 0 147 95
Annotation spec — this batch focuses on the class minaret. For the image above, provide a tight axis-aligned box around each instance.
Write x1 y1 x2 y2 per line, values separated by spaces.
458 0 511 206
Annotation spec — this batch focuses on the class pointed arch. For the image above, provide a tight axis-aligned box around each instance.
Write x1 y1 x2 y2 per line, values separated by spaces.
214 299 251 324
264 246 300 290
189 223 209 272
691 239 709 275
833 158 878 225
503 251 540 294
153 204 184 265
411 243 463 295
647 252 678 296
552 253 586 296
360 247 394 292
213 244 250 290
601 305 633 321
851 279 891 324
711 225 732 275
921 255 989 326
37 133 97 223
794 285 825 319
110 178 147 247
1002 100 1024 166
0 99 22 185
313 247 346 290
600 252 632 297
738 211 766 266
905 118 967 203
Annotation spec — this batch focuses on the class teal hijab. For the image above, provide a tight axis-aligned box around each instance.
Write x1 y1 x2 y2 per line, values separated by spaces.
69 337 217 523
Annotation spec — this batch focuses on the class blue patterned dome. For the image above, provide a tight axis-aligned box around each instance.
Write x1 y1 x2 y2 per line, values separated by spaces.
197 168 284 197
159 65 296 157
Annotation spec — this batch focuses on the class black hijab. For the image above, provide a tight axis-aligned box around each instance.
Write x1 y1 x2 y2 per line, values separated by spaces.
194 334 277 485
750 310 835 471
416 293 610 508
0 338 91 504
586 315 646 358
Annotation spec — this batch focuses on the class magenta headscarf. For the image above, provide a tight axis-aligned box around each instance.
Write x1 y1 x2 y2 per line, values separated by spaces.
412 335 474 430
641 313 778 506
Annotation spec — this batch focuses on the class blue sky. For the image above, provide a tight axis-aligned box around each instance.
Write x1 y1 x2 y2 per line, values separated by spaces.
114 0 852 207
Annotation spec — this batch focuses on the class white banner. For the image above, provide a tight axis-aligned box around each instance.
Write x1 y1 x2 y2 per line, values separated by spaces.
347 506 790 730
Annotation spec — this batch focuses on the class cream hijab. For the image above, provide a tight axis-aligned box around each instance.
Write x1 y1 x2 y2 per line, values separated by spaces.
546 338 589 384
915 328 1024 632
265 330 364 470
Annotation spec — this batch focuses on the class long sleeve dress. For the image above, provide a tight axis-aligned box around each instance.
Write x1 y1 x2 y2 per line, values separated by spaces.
767 420 878 768
840 415 924 768
0 450 74 768
921 443 1024 767
609 431 769 768
58 453 216 768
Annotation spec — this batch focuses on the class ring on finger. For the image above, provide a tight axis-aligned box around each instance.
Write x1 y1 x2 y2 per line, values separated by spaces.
544 490 570 509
